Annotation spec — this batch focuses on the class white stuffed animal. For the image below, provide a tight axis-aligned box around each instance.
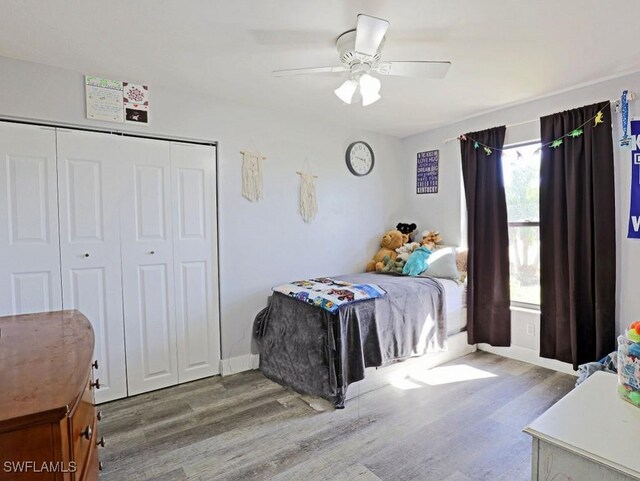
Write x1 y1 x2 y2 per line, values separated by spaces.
395 242 421 262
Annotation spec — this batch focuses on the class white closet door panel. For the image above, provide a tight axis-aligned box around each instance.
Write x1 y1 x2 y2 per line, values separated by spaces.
120 137 178 395
171 142 220 382
66 158 104 241
8 155 50 242
10 271 55 314
0 122 61 316
136 264 173 375
57 130 127 403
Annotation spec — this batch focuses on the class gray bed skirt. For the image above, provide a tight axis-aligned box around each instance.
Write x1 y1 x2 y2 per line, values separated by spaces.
253 273 447 408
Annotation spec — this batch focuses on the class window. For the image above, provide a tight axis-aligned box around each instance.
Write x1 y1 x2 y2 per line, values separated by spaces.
502 143 540 307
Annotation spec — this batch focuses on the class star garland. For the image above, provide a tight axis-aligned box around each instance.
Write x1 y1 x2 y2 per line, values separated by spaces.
459 105 607 156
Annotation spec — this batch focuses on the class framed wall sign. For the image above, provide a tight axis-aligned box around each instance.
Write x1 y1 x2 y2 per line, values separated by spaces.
416 150 439 194
85 76 124 122
85 75 149 125
123 82 149 124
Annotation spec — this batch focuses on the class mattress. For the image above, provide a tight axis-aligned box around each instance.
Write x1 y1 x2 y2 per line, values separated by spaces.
437 278 467 335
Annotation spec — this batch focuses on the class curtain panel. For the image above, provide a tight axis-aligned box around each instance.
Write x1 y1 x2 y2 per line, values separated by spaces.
461 126 511 346
539 101 616 369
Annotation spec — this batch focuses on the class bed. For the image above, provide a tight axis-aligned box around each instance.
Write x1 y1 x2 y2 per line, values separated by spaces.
440 277 467 335
253 272 471 408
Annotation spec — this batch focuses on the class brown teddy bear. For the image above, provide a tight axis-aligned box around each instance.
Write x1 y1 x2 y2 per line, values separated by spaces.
421 230 443 250
366 230 405 272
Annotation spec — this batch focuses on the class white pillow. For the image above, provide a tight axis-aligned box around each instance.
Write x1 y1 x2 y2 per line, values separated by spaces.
420 245 460 280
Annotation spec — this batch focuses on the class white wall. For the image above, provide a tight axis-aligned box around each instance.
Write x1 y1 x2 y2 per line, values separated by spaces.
402 71 640 369
0 56 404 369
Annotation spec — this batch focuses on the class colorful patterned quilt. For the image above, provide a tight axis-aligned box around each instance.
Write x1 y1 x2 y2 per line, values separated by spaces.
272 277 386 313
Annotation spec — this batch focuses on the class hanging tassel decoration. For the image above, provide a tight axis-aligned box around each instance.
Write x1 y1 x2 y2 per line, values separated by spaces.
298 172 318 223
241 151 265 202
620 91 631 148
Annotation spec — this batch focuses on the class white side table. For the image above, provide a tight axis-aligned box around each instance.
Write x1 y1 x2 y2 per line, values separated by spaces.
524 371 640 480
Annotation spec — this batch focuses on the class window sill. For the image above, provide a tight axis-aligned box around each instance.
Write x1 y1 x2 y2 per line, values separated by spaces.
510 304 540 315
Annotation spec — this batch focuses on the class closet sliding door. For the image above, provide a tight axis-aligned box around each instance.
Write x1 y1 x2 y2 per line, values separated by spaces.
56 130 127 403
0 122 61 316
120 137 179 395
171 143 220 382
1 121 219 400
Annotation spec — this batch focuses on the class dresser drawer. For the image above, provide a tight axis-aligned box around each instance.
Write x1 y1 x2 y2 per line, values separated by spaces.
70 378 97 480
0 423 58 481
83 440 100 481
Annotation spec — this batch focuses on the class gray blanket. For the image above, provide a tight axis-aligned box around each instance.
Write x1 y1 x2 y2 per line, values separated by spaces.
253 273 446 407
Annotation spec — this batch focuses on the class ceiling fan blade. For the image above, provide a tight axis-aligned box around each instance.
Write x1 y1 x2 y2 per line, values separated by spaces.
377 61 452 79
355 14 389 56
272 66 348 77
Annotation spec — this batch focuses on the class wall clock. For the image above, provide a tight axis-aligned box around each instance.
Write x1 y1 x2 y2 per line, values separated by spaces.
345 141 374 176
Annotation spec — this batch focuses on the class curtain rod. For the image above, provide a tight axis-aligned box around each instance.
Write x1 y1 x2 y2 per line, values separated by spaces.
442 91 637 144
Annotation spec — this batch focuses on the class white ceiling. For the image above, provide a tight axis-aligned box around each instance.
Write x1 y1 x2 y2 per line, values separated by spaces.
1 0 639 138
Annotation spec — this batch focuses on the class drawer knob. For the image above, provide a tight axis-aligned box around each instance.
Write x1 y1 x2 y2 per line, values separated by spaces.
149 250 155 255
81 425 92 440
99 461 104 471
91 378 101 390
92 359 99 370
97 436 106 447
96 411 102 421
84 253 90 258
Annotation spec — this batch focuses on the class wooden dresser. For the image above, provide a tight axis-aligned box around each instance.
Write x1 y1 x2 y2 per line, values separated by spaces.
0 310 103 480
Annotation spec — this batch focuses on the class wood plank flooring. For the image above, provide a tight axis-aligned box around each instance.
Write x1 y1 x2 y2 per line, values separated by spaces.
98 352 575 481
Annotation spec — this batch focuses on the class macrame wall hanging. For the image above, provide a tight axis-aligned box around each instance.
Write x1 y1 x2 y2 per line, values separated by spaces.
240 150 266 202
297 158 318 223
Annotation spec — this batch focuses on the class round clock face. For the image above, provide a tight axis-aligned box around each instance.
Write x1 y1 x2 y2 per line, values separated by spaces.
346 141 375 176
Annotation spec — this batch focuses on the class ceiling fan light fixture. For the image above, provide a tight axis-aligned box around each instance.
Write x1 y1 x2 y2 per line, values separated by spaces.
362 91 381 107
334 79 358 104
359 73 381 106
273 14 452 107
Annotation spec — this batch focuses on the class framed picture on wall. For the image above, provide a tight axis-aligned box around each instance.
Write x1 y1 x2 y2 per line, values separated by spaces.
417 150 439 194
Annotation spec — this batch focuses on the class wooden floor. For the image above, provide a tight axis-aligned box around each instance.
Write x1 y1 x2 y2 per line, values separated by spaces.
98 352 575 481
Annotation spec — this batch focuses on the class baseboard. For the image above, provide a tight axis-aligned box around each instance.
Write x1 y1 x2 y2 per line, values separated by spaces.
477 343 577 376
219 353 260 376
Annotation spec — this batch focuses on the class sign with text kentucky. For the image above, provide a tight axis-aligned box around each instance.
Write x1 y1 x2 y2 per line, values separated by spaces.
417 150 439 194
628 120 640 238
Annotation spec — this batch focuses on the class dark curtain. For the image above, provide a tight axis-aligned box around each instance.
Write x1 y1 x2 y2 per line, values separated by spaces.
461 126 511 346
539 101 616 369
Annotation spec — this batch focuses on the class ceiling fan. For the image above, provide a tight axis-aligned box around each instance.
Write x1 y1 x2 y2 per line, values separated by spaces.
272 14 451 106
